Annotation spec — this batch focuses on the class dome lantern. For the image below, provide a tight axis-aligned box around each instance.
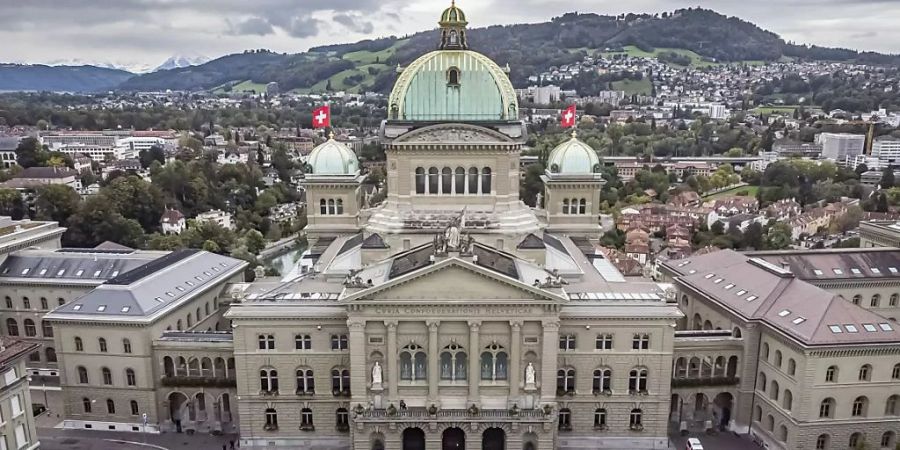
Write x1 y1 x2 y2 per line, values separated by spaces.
439 0 468 50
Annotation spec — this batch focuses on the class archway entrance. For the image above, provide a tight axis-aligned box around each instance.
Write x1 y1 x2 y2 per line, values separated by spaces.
482 428 505 450
714 392 734 430
442 427 466 450
403 428 426 450
167 392 189 433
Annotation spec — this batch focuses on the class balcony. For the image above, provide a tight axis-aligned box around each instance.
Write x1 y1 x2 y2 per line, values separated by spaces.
356 407 548 423
672 377 740 388
160 376 236 388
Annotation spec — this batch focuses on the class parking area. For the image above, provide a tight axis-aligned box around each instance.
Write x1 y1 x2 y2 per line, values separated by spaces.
670 431 764 450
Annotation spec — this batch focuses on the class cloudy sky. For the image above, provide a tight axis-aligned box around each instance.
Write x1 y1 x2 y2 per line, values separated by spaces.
1 0 898 71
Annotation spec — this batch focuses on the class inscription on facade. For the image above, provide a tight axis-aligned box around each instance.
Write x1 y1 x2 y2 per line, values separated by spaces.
372 305 533 316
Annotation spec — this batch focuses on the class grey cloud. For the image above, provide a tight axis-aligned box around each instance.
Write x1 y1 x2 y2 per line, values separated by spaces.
229 17 276 36
333 13 375 34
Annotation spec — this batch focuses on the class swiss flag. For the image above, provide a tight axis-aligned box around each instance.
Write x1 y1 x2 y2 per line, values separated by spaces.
560 104 577 128
312 105 331 129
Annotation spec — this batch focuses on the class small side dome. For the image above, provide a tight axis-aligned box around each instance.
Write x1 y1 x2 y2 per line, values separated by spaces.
307 138 359 175
440 1 467 26
547 134 600 174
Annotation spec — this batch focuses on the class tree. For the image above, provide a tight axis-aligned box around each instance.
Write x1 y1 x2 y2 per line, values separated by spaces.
765 222 793 250
742 222 764 250
0 189 26 220
34 185 81 226
138 145 166 169
830 206 863 234
243 230 266 254
15 137 47 168
881 167 895 189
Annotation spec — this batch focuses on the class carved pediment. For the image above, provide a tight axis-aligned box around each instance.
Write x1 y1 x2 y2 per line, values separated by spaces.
393 124 514 145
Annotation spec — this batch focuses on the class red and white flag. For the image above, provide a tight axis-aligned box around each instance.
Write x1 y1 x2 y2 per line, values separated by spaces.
312 105 331 129
560 104 577 128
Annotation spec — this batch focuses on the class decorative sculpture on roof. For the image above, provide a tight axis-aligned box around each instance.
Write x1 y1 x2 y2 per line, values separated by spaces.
536 269 568 288
434 208 474 255
343 269 369 288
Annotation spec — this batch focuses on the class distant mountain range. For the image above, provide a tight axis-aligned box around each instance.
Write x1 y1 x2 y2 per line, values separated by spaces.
2 8 899 93
0 64 134 93
152 54 211 73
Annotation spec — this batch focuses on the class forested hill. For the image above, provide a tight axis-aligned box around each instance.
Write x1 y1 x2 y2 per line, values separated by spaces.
0 64 134 93
25 8 900 93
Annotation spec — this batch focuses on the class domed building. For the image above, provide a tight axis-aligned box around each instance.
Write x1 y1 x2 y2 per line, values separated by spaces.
541 132 605 234
302 135 365 237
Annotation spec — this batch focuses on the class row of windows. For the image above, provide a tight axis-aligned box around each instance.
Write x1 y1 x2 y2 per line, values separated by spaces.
556 367 649 394
850 293 900 307
76 366 137 387
162 356 236 378
414 167 492 195
761 345 798 377
74 337 132 354
259 334 349 351
673 356 739 378
560 199 588 215
263 407 349 431
318 199 344 215
260 368 350 396
5 318 53 338
3 295 65 310
823 363 900 383
28 347 57 363
558 408 643 431
559 334 650 351
814 432 896 449
817 395 899 418
82 397 141 416
165 300 217 332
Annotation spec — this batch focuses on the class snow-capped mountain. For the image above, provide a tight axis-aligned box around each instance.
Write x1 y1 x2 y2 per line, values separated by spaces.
153 54 210 72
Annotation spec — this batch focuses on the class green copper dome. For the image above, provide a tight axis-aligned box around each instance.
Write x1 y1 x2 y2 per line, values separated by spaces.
547 134 601 174
388 50 518 122
440 1 467 26
307 138 359 175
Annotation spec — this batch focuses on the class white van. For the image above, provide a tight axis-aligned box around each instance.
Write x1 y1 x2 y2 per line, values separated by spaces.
686 437 704 450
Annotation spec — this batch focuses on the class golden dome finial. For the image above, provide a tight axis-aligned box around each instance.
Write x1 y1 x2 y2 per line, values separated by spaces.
571 129 578 139
328 130 335 140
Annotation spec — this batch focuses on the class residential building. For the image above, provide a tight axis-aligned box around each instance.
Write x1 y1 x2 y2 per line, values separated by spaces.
0 337 41 450
0 167 79 190
819 133 866 162
871 136 900 168
160 209 186 235
860 220 900 248
194 210 235 231
51 144 116 161
0 137 19 169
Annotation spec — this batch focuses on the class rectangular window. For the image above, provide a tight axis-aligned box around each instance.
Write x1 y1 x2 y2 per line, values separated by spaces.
11 395 22 417
3 369 16 386
14 424 26 449
595 334 613 350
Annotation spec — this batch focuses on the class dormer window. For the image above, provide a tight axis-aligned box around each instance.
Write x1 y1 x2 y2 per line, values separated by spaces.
447 67 460 86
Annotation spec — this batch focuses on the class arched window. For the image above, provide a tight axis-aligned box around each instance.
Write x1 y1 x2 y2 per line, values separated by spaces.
689 357 701 378
22 297 29 309
83 398 92 413
556 368 575 394
562 199 570 215
629 408 643 429
123 339 132 354
595 333 613 350
783 389 793 411
23 319 35 337
331 368 350 395
106 399 115 414
447 67 460 85
579 198 587 214
45 347 56 362
77 366 89 384
130 400 139 416
98 338 107 353
295 334 312 350
762 343 769 360
769 380 779 400
787 358 796 376
628 367 649 393
454 167 466 194
727 356 739 377
753 405 762 422
777 424 788 442
336 199 344 215
264 408 278 430
674 358 687 378
259 368 278 393
440 343 466 381
825 365 838 382
852 294 862 305
849 432 862 448
815 434 829 450
300 407 314 429
258 334 275 350
885 395 899 415
467 167 478 194
415 167 426 194
441 167 452 194
42 321 53 338
5 318 18 336
893 363 900 380
891 293 899 306
819 398 834 418
593 368 612 393
320 198 327 214
594 408 607 428
757 372 767 392
481 167 492 194
74 337 83 351
632 334 650 350
713 356 725 376
3 296 10 309
764 415 774 432
102 367 112 385
882 431 896 449
480 343 507 381
428 167 439 194
559 334 576 350
327 199 336 215
331 334 348 350
40 297 48 310
126 369 136 386
176 320 182 330
400 344 426 381
858 364 871 381
774 350 782 367
58 297 65 306
871 294 881 307
733 327 742 338
557 408 571 431
296 369 315 394
852 396 868 417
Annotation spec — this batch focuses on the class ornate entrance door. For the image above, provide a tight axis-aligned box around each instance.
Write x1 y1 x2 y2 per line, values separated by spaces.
482 428 505 450
442 427 466 450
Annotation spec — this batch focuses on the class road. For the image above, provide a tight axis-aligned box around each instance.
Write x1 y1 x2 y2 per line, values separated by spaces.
670 430 765 450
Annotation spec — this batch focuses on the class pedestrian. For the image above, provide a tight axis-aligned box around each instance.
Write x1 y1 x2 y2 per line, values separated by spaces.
230 440 235 450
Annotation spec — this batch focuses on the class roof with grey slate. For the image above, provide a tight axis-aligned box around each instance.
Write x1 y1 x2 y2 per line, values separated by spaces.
0 249 165 284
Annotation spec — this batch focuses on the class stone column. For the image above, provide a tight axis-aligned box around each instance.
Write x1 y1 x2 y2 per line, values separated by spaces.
385 320 398 402
427 320 440 403
509 320 522 403
348 319 367 405
468 320 481 405
540 320 559 404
